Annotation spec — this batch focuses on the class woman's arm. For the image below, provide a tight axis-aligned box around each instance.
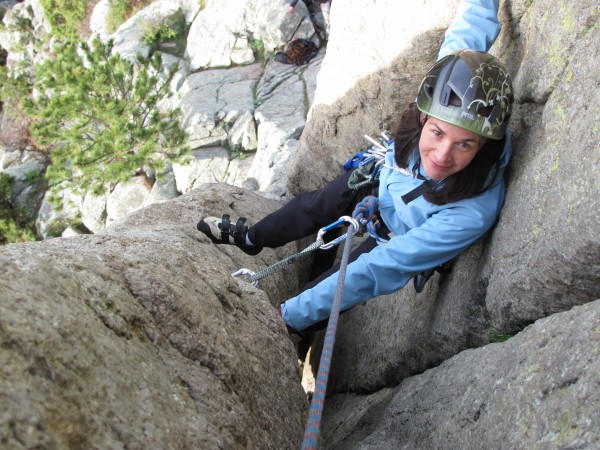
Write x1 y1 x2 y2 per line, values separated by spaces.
438 0 502 59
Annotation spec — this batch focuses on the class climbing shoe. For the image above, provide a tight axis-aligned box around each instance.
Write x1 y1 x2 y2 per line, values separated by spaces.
413 258 456 293
197 214 262 256
413 268 435 293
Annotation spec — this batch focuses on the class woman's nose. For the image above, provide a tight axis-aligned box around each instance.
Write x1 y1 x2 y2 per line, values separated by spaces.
435 141 453 162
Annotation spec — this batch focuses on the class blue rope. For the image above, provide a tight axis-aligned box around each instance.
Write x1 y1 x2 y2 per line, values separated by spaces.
301 221 356 450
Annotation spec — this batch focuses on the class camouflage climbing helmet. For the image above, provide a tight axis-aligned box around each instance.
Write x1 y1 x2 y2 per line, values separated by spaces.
416 50 513 140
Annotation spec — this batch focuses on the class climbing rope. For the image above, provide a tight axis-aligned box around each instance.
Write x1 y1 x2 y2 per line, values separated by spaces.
301 220 356 450
232 217 359 447
232 216 360 286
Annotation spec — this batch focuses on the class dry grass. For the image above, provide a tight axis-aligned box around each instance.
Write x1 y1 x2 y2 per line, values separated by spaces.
106 0 154 33
0 112 34 150
80 0 101 38
0 110 47 156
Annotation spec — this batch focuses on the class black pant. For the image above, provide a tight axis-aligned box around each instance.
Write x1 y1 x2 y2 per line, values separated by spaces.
247 170 377 285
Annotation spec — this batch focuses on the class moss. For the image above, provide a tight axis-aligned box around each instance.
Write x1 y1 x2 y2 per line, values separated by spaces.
248 37 265 66
566 204 574 224
559 2 576 32
550 413 580 447
564 69 573 83
486 325 526 343
39 0 92 42
549 39 567 69
538 10 549 33
142 10 187 56
533 224 541 240
553 104 567 123
549 156 560 174
580 16 599 38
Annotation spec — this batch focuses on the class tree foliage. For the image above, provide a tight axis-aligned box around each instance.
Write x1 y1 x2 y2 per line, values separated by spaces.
0 173 37 245
39 0 92 42
0 66 34 148
24 38 190 197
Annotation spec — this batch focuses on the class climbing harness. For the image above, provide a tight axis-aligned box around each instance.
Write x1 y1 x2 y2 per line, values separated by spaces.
232 216 361 286
301 219 356 450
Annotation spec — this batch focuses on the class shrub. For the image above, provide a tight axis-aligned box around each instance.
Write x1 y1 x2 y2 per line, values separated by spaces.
0 66 36 149
142 10 187 54
106 0 153 33
24 38 190 199
0 173 37 244
249 37 265 66
39 0 92 42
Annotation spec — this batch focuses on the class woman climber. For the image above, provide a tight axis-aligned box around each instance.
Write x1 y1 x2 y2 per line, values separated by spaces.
197 0 514 335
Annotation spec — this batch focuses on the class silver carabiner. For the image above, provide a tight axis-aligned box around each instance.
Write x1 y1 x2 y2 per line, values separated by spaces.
232 268 258 286
317 216 361 250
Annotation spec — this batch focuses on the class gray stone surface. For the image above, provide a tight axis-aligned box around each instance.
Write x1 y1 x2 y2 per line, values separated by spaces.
0 184 307 449
185 0 315 70
480 0 600 332
322 300 600 449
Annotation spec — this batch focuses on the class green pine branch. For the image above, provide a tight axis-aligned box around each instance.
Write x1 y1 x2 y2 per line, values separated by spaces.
24 38 190 202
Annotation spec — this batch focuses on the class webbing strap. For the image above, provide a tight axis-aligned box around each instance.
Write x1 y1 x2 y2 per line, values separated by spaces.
301 222 356 450
401 178 442 204
248 239 323 285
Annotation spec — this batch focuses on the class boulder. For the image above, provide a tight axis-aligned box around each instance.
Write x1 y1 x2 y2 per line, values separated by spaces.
172 147 230 193
35 186 81 238
479 0 600 332
179 64 263 149
185 0 316 71
321 300 600 449
0 184 307 449
106 176 152 226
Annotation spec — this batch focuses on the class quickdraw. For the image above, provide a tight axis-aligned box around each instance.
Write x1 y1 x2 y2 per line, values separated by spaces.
232 216 361 286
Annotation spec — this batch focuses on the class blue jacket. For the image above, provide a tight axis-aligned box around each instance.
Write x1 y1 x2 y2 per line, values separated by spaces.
281 0 510 331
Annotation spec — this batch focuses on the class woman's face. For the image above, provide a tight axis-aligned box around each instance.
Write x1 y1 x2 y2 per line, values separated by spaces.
419 116 485 180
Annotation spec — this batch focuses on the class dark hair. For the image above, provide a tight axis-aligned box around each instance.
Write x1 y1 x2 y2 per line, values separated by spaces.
392 102 505 205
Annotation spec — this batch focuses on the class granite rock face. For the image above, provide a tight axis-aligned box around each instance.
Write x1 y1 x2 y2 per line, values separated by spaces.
322 300 600 449
0 185 307 449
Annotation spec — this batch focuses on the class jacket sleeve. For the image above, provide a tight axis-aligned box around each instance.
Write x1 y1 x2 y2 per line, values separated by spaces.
438 0 501 59
280 183 505 331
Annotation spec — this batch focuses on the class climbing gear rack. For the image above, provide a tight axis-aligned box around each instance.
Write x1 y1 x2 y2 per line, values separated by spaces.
346 132 391 191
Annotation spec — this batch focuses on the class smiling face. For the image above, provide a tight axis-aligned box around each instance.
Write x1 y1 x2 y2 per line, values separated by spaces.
418 116 485 180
